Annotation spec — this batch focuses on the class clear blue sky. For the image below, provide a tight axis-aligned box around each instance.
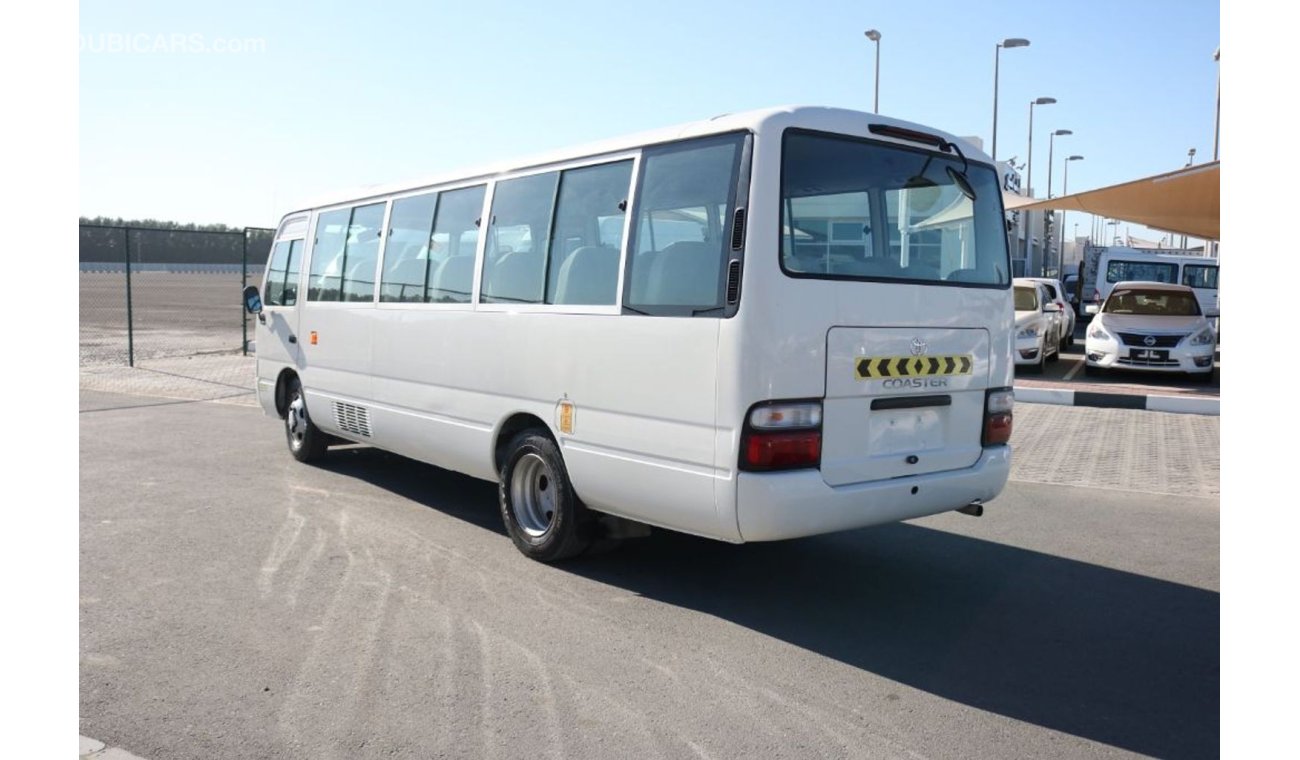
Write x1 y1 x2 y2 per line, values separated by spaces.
80 0 1219 244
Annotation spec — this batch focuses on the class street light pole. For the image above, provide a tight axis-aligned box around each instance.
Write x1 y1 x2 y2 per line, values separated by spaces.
1044 128 1071 275
1180 148 1197 250
1213 47 1220 161
991 38 1030 160
1046 129 1072 199
1212 46 1220 259
865 30 882 113
1062 155 1084 269
1026 97 1056 197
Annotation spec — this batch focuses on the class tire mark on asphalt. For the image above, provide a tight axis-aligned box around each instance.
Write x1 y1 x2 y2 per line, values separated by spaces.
258 502 304 598
559 672 666 760
277 507 397 760
285 525 327 608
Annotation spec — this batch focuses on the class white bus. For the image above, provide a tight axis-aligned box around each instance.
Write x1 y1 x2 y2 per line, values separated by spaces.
1091 247 1219 317
243 106 1016 562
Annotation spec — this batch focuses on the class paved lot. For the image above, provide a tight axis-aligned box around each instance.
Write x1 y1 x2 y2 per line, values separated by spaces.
80 388 1219 759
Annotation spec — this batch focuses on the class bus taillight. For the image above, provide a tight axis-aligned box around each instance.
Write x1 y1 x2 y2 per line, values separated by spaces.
741 401 823 471
983 388 1014 446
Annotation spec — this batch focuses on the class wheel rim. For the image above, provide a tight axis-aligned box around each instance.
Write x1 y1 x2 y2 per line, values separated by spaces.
510 453 557 538
287 390 308 450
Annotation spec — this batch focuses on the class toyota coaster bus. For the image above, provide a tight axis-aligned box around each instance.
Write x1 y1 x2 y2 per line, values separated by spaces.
242 106 1016 562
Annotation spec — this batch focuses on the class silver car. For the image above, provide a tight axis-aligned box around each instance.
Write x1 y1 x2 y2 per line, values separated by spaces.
1083 281 1216 379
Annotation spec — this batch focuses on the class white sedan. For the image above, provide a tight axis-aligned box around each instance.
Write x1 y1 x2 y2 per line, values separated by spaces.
1083 281 1216 378
1013 278 1064 373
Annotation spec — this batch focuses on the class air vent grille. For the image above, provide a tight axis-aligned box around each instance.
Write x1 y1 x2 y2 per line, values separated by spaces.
333 402 372 438
730 207 746 250
726 260 742 304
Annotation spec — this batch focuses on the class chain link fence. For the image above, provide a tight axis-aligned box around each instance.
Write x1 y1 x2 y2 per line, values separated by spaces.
80 224 274 401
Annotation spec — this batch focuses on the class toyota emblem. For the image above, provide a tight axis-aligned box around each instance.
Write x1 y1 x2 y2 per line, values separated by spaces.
910 338 928 356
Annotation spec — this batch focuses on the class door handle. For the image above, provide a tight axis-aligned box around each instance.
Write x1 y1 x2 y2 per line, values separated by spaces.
288 334 297 344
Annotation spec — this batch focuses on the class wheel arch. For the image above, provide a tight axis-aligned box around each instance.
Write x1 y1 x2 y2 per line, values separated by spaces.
273 368 299 419
493 411 554 475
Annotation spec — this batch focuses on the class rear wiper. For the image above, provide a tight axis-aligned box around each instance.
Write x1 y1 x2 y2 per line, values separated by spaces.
940 140 978 201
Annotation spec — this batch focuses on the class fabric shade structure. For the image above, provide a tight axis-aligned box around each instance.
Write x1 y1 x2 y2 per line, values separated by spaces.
1003 161 1219 241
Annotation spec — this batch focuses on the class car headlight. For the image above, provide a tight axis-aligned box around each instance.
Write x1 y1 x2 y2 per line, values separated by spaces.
1186 327 1216 346
1017 326 1039 339
1087 323 1112 341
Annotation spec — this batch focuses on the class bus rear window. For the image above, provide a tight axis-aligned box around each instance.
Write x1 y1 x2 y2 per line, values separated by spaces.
780 131 1008 287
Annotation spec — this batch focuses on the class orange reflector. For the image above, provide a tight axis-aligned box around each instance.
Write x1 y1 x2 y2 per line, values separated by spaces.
310 331 318 345
558 401 574 434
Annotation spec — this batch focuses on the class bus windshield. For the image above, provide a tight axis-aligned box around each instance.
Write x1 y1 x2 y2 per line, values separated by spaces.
780 131 1009 287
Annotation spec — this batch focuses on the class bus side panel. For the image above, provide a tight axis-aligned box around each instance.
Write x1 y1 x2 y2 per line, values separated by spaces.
367 310 733 541
297 306 376 438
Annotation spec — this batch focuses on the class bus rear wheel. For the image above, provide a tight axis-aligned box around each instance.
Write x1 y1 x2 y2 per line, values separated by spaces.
285 377 328 463
499 430 594 562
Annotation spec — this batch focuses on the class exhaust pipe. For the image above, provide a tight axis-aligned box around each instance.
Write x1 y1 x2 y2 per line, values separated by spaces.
956 501 984 517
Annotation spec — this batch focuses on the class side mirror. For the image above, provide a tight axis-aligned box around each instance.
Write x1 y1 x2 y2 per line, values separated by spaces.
243 285 263 314
1043 302 1060 312
1084 303 1099 315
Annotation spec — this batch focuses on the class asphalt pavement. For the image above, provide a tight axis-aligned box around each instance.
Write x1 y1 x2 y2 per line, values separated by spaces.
80 389 1219 760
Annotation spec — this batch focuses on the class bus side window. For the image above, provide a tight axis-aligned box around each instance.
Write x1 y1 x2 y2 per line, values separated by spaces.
307 203 386 303
265 240 292 306
381 192 439 303
340 202 385 302
426 184 485 304
308 208 351 301
624 135 742 315
547 160 633 306
481 172 558 305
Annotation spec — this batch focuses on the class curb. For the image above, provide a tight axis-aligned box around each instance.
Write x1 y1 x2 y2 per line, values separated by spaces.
1014 386 1219 416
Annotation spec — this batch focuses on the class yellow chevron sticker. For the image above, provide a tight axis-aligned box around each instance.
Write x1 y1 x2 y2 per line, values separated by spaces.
854 355 974 380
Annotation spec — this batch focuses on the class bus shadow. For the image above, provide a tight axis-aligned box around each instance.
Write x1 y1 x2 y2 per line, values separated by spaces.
311 447 1218 758
566 526 1219 759
315 446 507 536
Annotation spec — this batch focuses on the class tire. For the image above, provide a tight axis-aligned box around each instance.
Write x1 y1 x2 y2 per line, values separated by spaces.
284 377 329 463
499 430 595 562
1047 331 1062 363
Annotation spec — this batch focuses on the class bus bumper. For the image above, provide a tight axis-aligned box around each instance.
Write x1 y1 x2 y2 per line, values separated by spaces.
735 445 1011 542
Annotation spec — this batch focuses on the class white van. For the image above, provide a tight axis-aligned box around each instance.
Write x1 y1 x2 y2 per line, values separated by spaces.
1092 247 1219 317
243 106 1016 562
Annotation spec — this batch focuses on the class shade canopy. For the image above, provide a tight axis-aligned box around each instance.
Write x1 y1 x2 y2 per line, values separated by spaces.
1004 161 1219 241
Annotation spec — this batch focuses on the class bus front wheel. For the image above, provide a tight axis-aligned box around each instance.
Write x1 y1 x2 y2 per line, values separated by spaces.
285 377 328 463
499 430 594 562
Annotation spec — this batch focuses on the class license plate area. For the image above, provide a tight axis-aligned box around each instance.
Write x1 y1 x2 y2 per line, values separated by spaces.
1130 349 1169 361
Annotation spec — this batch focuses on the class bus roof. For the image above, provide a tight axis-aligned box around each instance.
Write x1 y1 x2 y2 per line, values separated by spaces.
289 105 992 217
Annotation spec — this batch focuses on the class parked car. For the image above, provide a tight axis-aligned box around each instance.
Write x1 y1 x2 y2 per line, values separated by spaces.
1013 278 1064 373
1024 277 1076 347
1062 272 1080 313
1083 281 1216 379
